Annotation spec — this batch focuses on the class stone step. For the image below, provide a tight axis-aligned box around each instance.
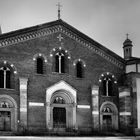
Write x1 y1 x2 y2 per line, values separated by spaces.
0 131 14 136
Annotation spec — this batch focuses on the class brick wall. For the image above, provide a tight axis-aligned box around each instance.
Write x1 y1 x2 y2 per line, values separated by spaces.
0 31 125 132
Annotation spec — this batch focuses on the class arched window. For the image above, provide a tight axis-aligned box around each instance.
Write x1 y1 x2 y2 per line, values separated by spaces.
76 61 83 78
103 77 112 96
99 73 117 96
53 97 65 104
36 57 44 74
0 67 11 89
55 52 65 73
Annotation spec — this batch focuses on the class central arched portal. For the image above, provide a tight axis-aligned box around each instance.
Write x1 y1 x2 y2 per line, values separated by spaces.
50 91 75 131
46 81 77 132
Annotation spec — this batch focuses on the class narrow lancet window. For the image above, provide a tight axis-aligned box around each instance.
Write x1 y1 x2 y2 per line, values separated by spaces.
99 73 118 96
76 61 83 78
55 52 65 73
37 57 44 74
0 67 11 89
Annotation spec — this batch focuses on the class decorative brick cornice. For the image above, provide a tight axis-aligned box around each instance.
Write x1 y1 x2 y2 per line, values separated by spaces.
0 26 59 47
0 22 124 69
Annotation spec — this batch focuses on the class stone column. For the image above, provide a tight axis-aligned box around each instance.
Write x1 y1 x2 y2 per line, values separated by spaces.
46 102 52 130
119 87 131 133
135 78 140 135
92 85 99 131
73 103 77 130
19 78 28 128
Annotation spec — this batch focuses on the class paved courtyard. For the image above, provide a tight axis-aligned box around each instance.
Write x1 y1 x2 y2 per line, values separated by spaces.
0 136 138 140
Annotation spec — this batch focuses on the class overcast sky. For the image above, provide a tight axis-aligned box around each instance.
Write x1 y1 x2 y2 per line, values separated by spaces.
0 0 140 58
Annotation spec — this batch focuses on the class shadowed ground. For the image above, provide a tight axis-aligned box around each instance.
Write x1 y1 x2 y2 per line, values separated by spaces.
0 136 138 140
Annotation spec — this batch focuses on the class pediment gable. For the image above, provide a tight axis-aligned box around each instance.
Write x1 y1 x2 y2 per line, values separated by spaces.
0 19 125 69
46 80 77 103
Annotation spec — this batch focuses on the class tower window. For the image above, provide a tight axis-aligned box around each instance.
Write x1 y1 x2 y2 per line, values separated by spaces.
76 61 83 78
0 67 11 89
36 57 44 74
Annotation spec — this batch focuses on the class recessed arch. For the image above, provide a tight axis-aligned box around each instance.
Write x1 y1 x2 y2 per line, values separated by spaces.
0 95 17 131
99 72 117 83
73 59 86 67
46 80 77 131
51 90 74 104
100 101 118 131
50 47 71 59
0 95 17 109
46 80 77 103
33 53 47 62
0 60 17 74
100 101 118 114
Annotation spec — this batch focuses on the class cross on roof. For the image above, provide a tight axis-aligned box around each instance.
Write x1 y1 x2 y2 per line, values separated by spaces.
56 2 62 20
126 33 129 39
57 34 63 42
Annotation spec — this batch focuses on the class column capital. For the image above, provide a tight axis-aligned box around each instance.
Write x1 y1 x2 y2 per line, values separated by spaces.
19 77 28 83
46 102 50 106
92 85 99 95
92 85 99 90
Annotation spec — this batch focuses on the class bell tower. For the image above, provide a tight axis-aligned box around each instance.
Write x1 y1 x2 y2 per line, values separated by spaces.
123 34 133 60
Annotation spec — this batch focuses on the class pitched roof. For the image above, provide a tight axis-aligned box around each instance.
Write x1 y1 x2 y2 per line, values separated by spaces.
0 19 125 68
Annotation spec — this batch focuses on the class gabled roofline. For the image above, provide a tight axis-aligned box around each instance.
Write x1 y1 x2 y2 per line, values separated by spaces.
59 20 125 64
0 19 125 65
0 20 59 39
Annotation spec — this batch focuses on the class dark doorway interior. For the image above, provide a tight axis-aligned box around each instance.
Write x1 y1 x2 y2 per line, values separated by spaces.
53 107 66 128
0 111 11 131
103 115 112 131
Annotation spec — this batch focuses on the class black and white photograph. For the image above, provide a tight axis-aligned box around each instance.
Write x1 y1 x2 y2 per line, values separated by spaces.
0 0 139 139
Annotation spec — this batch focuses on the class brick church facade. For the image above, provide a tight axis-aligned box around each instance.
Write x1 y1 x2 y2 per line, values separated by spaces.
0 19 139 135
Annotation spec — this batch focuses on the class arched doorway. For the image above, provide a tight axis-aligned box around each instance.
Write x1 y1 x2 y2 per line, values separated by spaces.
46 81 77 132
53 96 66 129
100 102 118 132
0 95 17 132
50 91 74 131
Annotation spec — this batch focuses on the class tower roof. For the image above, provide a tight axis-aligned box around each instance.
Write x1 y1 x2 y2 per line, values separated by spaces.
123 34 133 48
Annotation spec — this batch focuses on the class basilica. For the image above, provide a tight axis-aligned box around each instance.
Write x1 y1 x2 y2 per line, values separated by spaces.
0 17 139 135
